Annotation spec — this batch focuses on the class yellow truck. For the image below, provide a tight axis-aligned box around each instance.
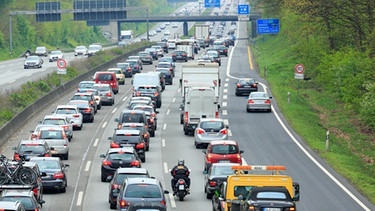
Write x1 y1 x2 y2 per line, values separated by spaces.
211 165 300 211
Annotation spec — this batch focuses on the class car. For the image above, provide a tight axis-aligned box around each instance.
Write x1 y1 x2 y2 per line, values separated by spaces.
87 44 102 56
134 85 162 108
163 30 171 36
24 56 43 69
126 59 142 75
203 163 240 199
93 71 119 94
116 62 133 78
120 123 151 151
127 100 153 110
206 51 221 66
145 48 158 60
127 202 167 211
202 140 244 172
67 100 95 123
155 27 161 33
155 68 173 85
35 127 69 160
246 91 272 112
108 129 146 163
30 124 62 140
156 41 169 53
172 50 188 62
77 88 102 110
34 46 48 57
77 80 96 92
127 56 143 70
151 45 164 57
129 96 156 111
91 84 115 106
108 168 150 209
39 115 74 141
0 201 26 211
172 23 178 28
213 45 228 57
29 157 69 193
48 50 63 62
159 56 175 66
116 178 168 211
12 140 52 161
71 92 98 114
155 61 175 77
52 105 83 130
235 78 258 96
0 189 44 211
74 45 88 56
114 110 148 129
138 51 153 64
194 118 229 148
99 147 142 182
107 68 125 85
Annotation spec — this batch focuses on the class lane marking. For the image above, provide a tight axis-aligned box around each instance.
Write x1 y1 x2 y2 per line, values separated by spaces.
223 95 227 100
224 83 228 87
168 193 177 208
162 139 166 147
172 97 176 103
222 102 227 107
76 191 83 206
248 46 254 70
102 121 107 128
85 161 91 172
222 110 227 115
224 119 229 125
228 129 232 136
93 138 99 147
166 109 170 115
111 108 117 114
163 162 168 174
223 88 228 93
225 78 229 82
163 123 167 130
122 96 128 102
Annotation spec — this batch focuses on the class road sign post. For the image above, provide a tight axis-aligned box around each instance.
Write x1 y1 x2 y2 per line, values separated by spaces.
204 0 220 8
294 63 305 80
257 19 280 34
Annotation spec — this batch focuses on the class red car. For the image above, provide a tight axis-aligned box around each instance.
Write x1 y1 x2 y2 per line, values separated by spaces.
202 140 244 172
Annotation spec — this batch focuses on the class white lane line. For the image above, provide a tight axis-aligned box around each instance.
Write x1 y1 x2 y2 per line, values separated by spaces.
224 119 229 125
163 162 168 174
228 129 232 137
162 139 166 147
122 96 128 102
76 191 83 206
222 102 227 107
8 80 15 84
177 88 181 93
225 78 229 82
223 89 228 93
168 193 177 208
222 110 228 115
166 109 170 115
224 83 228 87
102 121 107 128
163 123 167 130
112 108 117 114
85 161 91 172
93 138 99 147
223 95 227 100
172 97 176 103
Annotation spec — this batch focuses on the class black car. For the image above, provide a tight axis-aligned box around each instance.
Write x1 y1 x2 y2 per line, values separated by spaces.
126 60 142 75
235 78 258 96
108 129 146 162
99 147 142 182
108 168 150 209
120 123 151 151
134 85 162 108
67 100 95 123
155 68 173 85
156 61 175 77
172 50 188 62
206 51 221 66
114 110 148 129
204 163 240 199
12 140 52 161
116 62 133 78
213 45 229 57
29 157 69 193
145 48 158 60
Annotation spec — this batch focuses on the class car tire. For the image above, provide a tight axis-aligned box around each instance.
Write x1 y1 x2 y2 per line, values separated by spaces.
60 186 66 193
141 156 146 163
90 116 94 123
101 175 106 182
63 152 69 160
247 108 251 113
150 130 155 137
78 125 83 130
235 92 240 96
206 192 213 199
110 202 116 209
98 103 102 110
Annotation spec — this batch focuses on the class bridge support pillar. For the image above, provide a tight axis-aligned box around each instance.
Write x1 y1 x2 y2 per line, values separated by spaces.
183 21 188 37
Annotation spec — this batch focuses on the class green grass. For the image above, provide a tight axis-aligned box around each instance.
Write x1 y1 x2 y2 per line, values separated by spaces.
252 34 375 204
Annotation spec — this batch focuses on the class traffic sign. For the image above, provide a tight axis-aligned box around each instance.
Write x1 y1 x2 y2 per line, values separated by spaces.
294 63 305 74
237 4 250 15
257 19 280 34
57 59 67 69
204 0 220 8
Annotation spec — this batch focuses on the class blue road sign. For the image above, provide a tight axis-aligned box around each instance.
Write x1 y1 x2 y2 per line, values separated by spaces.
257 19 280 34
237 4 250 15
204 0 220 8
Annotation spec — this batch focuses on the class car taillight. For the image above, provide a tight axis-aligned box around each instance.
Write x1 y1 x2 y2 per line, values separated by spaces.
160 200 166 206
149 118 154 124
265 99 271 104
44 153 50 157
206 154 212 163
236 83 241 88
151 113 156 117
219 128 228 135
62 125 69 131
130 160 140 167
136 92 141 96
102 160 112 166
112 184 120 190
110 142 120 148
106 92 112 97
196 128 205 134
73 114 80 118
184 112 188 123
154 92 159 97
117 124 122 129
53 172 65 179
136 142 145 149
182 54 187 56
172 54 176 56
84 108 92 113
32 188 38 196
237 154 242 164
120 199 129 207
215 111 219 118
143 133 149 138
13 153 20 161
253 83 257 87
209 181 217 187
90 101 94 105
247 99 254 104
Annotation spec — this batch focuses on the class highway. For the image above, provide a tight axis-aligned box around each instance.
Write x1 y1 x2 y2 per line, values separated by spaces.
0 0 374 211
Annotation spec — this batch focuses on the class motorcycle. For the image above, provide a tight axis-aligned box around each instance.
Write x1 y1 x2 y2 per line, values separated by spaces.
25 52 30 58
175 178 189 201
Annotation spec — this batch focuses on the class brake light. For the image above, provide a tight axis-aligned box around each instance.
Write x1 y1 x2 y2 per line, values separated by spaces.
196 128 205 134
154 92 159 97
117 124 122 129
215 111 219 118
32 188 38 196
149 118 154 124
253 83 257 88
110 142 120 148
53 172 65 179
130 160 140 167
209 181 217 187
106 92 112 97
112 184 120 190
73 114 80 118
178 180 185 185
102 160 112 166
160 200 166 206
135 142 145 149
143 133 149 138
151 113 156 117
236 83 241 88
265 99 271 104
136 92 141 96
119 199 129 207
248 99 254 104
13 153 20 161
237 154 242 164
89 101 94 105
219 128 228 135
206 154 212 163
44 153 50 157
184 112 188 123
84 108 92 113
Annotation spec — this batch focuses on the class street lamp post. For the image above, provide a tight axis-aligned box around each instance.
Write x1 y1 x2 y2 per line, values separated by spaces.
146 8 149 41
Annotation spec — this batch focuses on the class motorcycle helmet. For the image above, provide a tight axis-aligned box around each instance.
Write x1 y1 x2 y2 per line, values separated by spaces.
178 158 184 166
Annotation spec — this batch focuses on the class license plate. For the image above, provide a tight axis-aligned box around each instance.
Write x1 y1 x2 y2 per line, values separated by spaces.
244 85 251 87
263 208 280 211
218 160 230 163
179 185 185 190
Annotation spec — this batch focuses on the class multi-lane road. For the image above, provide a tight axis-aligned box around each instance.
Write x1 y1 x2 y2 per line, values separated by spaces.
0 0 374 211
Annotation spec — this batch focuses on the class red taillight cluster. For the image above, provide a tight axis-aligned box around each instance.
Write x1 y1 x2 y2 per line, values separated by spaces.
53 172 65 179
110 142 120 148
14 153 20 161
184 112 188 123
44 153 50 157
247 99 254 104
106 92 112 97
154 92 159 97
215 111 219 118
178 180 184 185
196 128 205 135
160 200 166 206
112 184 120 190
219 128 228 135
62 125 69 131
120 199 129 207
209 181 217 187
130 160 140 167
102 160 112 166
265 99 271 104
135 142 145 149
236 83 241 88
73 114 80 118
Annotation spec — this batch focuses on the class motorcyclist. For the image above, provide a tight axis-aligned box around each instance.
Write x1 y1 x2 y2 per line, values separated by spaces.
25 48 31 57
170 159 190 194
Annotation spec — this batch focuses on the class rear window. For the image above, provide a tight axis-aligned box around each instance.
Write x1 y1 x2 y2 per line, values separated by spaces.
200 121 224 131
108 153 135 161
115 174 149 184
97 73 113 81
125 184 162 198
55 108 77 115
121 113 144 123
43 119 66 125
39 130 64 139
93 86 110 92
19 145 46 153
211 145 238 154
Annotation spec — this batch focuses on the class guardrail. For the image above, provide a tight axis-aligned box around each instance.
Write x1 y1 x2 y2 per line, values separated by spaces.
0 45 151 147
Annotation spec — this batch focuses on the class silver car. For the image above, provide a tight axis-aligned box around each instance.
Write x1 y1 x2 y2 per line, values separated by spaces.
92 84 115 105
246 91 272 112
37 128 69 160
194 118 228 148
52 105 83 130
39 115 74 142
74 45 88 56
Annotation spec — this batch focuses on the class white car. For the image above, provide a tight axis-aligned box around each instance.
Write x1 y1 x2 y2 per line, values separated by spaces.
52 105 84 130
164 30 171 36
49 50 64 62
88 44 102 56
74 46 88 56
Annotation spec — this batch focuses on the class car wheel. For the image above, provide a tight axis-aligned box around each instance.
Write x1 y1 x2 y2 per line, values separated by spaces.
111 100 115 105
146 144 149 152
97 103 102 110
206 192 213 199
101 175 106 182
141 156 146 163
24 66 27 69
110 202 116 209
78 124 83 130
268 108 272 112
63 152 69 160
150 130 155 137
235 92 240 96
60 186 66 193
247 108 251 113
90 115 94 123
195 142 200 149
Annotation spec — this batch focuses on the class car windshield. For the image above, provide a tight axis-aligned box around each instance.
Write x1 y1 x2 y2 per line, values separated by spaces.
200 121 224 131
2 196 35 209
115 174 148 184
211 145 238 154
19 145 45 153
211 166 235 176
125 184 162 198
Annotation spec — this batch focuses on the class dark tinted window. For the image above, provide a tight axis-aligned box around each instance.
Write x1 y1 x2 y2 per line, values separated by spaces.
121 113 144 123
108 153 135 161
125 184 161 198
211 145 238 154
200 121 224 131
98 74 113 81
19 145 46 153
115 174 149 184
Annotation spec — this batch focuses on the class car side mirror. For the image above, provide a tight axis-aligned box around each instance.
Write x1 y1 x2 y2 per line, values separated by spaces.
41 172 47 177
108 137 113 140
240 150 244 154
99 154 105 158
50 147 55 150
202 150 206 154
